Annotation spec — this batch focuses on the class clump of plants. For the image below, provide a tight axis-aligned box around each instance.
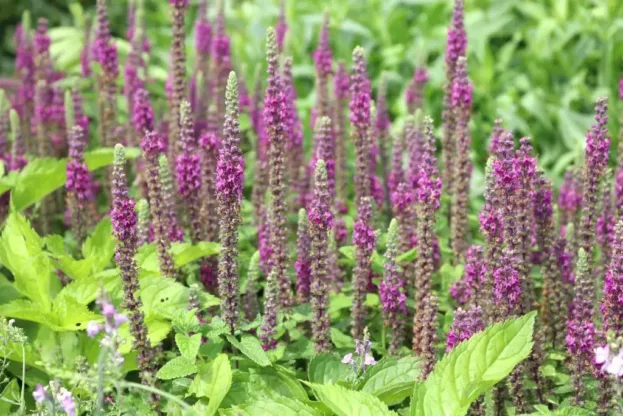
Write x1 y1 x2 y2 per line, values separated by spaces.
0 0 622 415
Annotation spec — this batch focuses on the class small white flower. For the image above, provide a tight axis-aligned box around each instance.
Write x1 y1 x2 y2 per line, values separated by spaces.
364 353 376 366
595 345 610 365
341 353 354 365
605 352 623 377
86 321 102 337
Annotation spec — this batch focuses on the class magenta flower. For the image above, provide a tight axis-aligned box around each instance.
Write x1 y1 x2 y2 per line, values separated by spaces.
446 307 485 352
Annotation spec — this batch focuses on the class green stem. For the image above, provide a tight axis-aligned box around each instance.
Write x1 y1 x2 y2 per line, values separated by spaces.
119 381 194 412
19 344 25 413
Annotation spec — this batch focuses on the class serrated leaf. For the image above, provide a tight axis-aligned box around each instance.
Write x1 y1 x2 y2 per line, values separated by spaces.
330 327 355 349
308 354 351 385
397 248 418 263
156 356 198 380
11 157 66 211
0 212 52 309
360 356 420 405
226 335 271 367
410 312 536 416
188 354 231 416
171 241 220 267
140 276 192 320
310 383 397 416
117 316 171 354
249 366 307 401
81 217 115 272
239 396 321 416
176 333 202 361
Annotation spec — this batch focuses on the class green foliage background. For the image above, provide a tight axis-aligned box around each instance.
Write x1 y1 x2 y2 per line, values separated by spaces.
2 0 623 187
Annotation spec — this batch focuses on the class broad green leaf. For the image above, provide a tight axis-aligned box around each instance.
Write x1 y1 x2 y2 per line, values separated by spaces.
140 276 191 320
171 241 220 267
0 274 20 304
84 147 141 171
308 353 351 385
11 157 66 211
46 235 93 280
330 327 355 349
0 299 50 326
51 294 100 331
310 383 397 416
523 405 593 415
188 354 231 416
359 356 421 405
54 272 119 305
339 246 355 260
0 212 52 309
410 312 536 416
226 334 271 367
156 356 198 380
81 217 115 272
249 366 307 401
238 396 321 416
117 316 171 354
176 333 202 361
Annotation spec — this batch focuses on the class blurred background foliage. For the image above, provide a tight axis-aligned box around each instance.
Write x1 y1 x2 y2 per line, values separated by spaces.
1 0 623 191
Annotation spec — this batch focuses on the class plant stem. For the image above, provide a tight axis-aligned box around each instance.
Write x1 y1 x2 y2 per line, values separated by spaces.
119 381 194 412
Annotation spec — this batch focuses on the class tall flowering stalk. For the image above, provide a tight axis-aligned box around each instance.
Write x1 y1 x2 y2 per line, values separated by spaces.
603 220 623 335
176 101 203 242
13 18 35 141
406 67 428 114
558 169 583 233
211 2 231 129
375 73 391 213
535 176 565 348
94 0 119 151
282 57 304 197
168 0 188 157
199 129 220 294
243 251 261 321
159 155 184 243
449 245 486 306
392 182 416 289
380 219 407 355
388 129 404 197
9 110 27 172
111 144 155 385
449 56 473 259
260 269 279 350
579 97 610 264
350 47 372 206
308 160 332 352
65 110 93 246
413 117 442 354
141 122 178 279
313 12 333 124
567 249 596 405
333 61 349 208
194 0 212 124
265 28 293 310
136 199 150 247
417 294 438 378
352 196 375 340
441 0 466 197
216 72 245 333
275 0 287 53
295 208 311 303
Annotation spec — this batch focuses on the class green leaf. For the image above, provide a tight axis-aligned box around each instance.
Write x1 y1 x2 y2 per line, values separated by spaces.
140 276 192 320
410 312 536 416
11 157 66 211
397 248 418 263
310 383 397 416
0 212 52 309
226 334 271 367
330 327 355 349
308 353 351 385
360 356 421 405
156 356 198 380
171 241 220 267
84 147 141 171
239 396 322 416
51 293 100 331
176 333 202 361
188 354 232 416
81 217 115 272
117 316 171 354
249 366 307 401
339 246 355 260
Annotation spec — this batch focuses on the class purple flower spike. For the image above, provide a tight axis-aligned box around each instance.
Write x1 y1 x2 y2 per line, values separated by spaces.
350 47 372 205
334 60 350 206
446 306 484 352
406 66 429 114
308 160 332 352
169 0 188 156
602 221 623 335
110 144 155 384
217 72 245 333
295 208 312 302
380 219 407 355
352 196 375 340
275 0 287 52
265 28 293 310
